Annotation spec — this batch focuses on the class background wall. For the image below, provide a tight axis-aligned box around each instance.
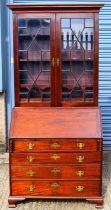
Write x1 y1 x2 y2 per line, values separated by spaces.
0 93 6 152
0 1 6 152
2 0 111 150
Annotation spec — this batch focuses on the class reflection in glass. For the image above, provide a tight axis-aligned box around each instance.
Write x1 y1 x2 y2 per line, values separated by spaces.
61 18 94 102
62 29 73 41
41 19 50 27
71 19 84 34
85 19 93 27
82 28 93 51
18 19 26 28
18 18 51 102
62 19 70 28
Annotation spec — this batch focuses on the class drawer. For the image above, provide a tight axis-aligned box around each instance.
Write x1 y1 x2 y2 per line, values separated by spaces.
11 164 101 180
11 180 101 196
11 152 101 165
12 139 99 152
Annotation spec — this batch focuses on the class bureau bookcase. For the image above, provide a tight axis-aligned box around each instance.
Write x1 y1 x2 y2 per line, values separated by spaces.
8 4 103 208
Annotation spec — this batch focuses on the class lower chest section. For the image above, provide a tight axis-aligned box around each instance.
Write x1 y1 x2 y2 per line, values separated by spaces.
9 138 102 197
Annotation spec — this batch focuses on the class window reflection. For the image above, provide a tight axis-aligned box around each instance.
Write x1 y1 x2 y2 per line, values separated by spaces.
61 18 94 102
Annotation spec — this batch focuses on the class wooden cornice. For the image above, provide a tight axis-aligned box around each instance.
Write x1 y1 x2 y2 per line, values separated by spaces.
7 4 104 13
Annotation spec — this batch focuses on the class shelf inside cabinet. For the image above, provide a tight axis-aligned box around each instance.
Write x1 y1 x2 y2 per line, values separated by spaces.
19 34 50 37
20 84 50 89
19 69 50 72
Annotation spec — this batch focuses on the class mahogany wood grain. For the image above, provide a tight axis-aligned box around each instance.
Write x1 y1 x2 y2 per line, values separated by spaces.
10 107 102 139
13 139 99 152
13 15 19 106
11 152 101 165
7 4 104 12
11 164 101 180
11 180 101 196
94 13 99 106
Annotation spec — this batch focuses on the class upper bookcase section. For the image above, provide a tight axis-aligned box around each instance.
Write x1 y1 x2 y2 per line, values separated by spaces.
7 4 103 107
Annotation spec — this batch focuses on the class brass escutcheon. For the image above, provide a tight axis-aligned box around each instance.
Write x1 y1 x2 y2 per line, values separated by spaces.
77 143 85 149
76 185 85 192
76 155 84 163
27 143 35 150
51 183 60 189
51 154 60 160
51 143 60 149
52 58 55 66
51 168 60 174
27 156 35 163
27 170 36 177
57 58 60 66
27 185 36 192
76 170 84 177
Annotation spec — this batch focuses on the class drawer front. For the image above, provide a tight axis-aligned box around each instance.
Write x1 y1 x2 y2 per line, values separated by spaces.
11 180 101 196
12 139 99 152
11 152 101 165
11 164 101 180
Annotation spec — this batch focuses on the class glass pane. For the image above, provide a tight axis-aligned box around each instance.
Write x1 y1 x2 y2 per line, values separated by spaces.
18 19 27 28
62 19 70 28
41 19 50 27
85 19 94 27
18 18 51 103
81 28 94 51
61 18 94 103
62 28 73 41
71 19 84 37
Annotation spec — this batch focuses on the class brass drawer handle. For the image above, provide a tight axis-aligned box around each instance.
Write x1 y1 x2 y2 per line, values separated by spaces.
27 170 36 177
77 143 85 149
76 170 84 177
27 185 36 192
51 183 60 189
76 185 85 192
51 154 60 160
27 156 35 163
51 143 60 149
51 168 60 174
27 143 35 150
76 156 84 163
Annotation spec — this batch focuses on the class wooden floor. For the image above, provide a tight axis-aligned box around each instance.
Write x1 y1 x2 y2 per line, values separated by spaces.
0 152 111 210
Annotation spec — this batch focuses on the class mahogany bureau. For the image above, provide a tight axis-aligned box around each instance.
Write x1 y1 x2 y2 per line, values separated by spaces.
7 3 104 208
9 107 103 208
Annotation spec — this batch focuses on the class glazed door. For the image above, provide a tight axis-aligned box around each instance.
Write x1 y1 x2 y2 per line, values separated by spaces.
14 13 98 107
14 13 56 106
56 13 97 106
